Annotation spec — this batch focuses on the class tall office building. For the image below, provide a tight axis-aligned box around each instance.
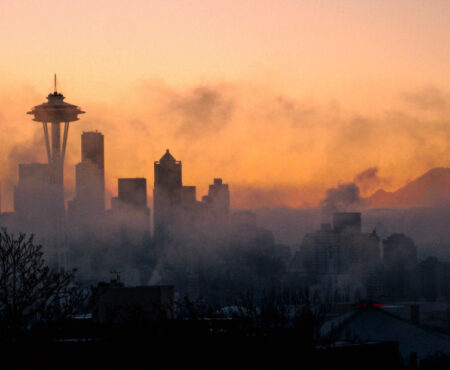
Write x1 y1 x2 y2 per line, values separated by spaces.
13 163 54 244
333 212 362 234
111 178 150 235
201 178 230 232
299 212 380 274
206 178 230 216
114 178 148 209
153 150 183 239
383 233 418 267
295 212 381 299
68 131 105 218
14 163 51 220
383 233 419 300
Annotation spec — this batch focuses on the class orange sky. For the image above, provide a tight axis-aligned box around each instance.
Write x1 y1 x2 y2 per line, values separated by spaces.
0 1 449 210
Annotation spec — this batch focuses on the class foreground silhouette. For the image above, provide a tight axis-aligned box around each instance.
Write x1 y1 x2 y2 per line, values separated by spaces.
0 229 84 341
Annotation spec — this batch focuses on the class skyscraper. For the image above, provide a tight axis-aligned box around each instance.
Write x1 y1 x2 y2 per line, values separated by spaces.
115 178 148 209
206 178 230 216
382 233 419 300
68 131 105 218
153 150 182 239
201 178 230 232
111 178 150 237
14 163 52 222
294 212 381 299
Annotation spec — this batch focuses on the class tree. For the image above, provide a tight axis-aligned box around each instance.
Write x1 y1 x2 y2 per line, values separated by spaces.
0 228 85 339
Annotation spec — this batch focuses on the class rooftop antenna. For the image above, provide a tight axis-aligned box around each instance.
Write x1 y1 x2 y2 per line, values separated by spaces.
54 74 57 93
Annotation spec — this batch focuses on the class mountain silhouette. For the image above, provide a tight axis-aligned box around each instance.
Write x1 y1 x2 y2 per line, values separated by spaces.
365 167 450 208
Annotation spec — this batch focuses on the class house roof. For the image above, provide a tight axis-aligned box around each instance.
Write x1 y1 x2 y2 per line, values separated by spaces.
321 308 450 361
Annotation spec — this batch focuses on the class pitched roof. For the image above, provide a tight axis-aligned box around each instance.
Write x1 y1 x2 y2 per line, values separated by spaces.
159 149 176 163
321 308 450 361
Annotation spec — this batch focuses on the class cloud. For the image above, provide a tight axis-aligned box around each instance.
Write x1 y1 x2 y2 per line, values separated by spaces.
4 128 46 189
168 86 235 138
7 129 45 164
402 87 449 112
231 184 325 209
0 81 448 211
265 96 316 128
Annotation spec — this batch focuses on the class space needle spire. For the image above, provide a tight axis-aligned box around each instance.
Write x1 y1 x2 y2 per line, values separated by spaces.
27 77 84 193
27 77 85 266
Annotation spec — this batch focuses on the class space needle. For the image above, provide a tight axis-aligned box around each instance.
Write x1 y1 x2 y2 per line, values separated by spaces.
27 75 84 265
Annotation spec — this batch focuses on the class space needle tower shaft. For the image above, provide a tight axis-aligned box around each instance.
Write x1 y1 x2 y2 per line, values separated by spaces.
28 75 84 193
27 76 84 267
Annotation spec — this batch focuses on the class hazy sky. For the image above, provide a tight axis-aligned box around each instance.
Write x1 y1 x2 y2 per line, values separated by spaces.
0 1 449 210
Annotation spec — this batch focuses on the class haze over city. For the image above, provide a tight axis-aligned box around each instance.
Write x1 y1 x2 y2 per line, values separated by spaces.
0 0 448 211
0 2 449 369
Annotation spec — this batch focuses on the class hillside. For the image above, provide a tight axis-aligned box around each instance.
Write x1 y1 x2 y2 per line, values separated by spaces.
365 167 450 208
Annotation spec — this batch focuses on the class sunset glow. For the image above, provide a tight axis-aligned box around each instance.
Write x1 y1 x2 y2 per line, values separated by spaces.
0 0 449 210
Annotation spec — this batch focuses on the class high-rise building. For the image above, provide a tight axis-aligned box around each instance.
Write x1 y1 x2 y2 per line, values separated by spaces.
206 178 230 216
111 178 150 235
153 151 228 240
294 212 381 299
299 212 379 275
81 131 104 172
153 150 183 239
14 163 51 220
68 131 105 218
382 234 419 300
180 186 196 207
333 212 362 234
115 178 148 209
383 234 418 267
13 163 55 245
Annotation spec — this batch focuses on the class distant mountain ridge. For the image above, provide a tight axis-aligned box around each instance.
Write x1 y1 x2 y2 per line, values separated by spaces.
365 167 450 208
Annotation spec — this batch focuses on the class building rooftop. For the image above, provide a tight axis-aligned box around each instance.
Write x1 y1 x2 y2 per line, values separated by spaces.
320 307 450 361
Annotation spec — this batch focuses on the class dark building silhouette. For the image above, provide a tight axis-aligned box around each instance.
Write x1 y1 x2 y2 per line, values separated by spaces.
321 305 450 363
295 212 381 299
382 234 419 300
153 150 184 239
93 284 174 323
68 131 105 218
300 213 380 274
14 163 52 224
26 80 85 267
200 178 230 234
203 178 230 217
27 81 84 219
333 212 361 234
383 233 417 266
180 186 196 207
419 257 442 302
114 178 148 209
11 163 57 261
111 178 150 237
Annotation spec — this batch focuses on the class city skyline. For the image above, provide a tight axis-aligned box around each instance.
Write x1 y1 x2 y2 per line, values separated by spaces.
0 3 449 365
0 1 449 211
1 93 448 213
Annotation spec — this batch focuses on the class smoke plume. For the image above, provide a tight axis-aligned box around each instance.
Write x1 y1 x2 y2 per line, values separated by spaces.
321 182 364 213
354 167 391 196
